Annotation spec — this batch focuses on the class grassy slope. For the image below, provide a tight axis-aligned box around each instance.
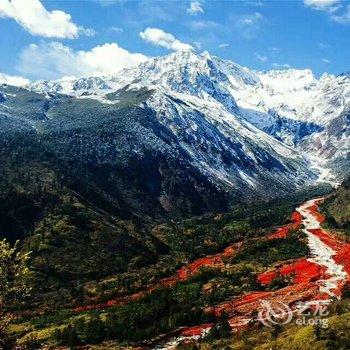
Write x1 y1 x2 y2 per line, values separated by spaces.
321 177 350 233
8 187 327 347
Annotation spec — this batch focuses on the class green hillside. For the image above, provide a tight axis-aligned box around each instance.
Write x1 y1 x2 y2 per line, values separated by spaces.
322 177 350 233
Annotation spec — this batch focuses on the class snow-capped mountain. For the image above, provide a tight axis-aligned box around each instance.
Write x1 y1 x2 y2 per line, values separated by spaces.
28 50 349 186
231 66 350 183
26 52 319 190
0 50 346 217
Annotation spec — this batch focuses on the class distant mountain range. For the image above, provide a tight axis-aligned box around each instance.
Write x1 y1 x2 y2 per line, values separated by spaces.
0 50 349 218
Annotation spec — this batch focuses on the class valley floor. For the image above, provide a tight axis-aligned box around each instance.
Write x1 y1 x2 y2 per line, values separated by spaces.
9 193 350 350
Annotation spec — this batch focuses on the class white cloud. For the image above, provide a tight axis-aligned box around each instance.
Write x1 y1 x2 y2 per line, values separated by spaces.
109 26 123 33
304 0 340 11
0 0 93 39
0 72 29 86
255 53 268 62
269 47 280 52
139 27 193 51
241 12 263 25
218 43 229 48
187 1 204 14
18 41 148 80
272 63 291 69
331 5 350 23
322 58 331 63
304 1 350 24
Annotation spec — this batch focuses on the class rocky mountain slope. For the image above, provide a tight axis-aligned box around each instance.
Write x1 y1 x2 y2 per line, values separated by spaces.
29 50 349 183
322 175 350 230
0 85 231 221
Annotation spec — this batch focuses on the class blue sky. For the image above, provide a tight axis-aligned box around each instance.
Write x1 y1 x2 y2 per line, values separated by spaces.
0 0 349 83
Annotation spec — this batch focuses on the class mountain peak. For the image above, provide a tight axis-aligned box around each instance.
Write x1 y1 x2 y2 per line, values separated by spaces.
201 50 211 59
153 48 204 63
257 67 316 93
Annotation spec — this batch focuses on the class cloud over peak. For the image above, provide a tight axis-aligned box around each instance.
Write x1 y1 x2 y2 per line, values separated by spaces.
18 41 148 80
139 27 193 51
0 72 29 86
